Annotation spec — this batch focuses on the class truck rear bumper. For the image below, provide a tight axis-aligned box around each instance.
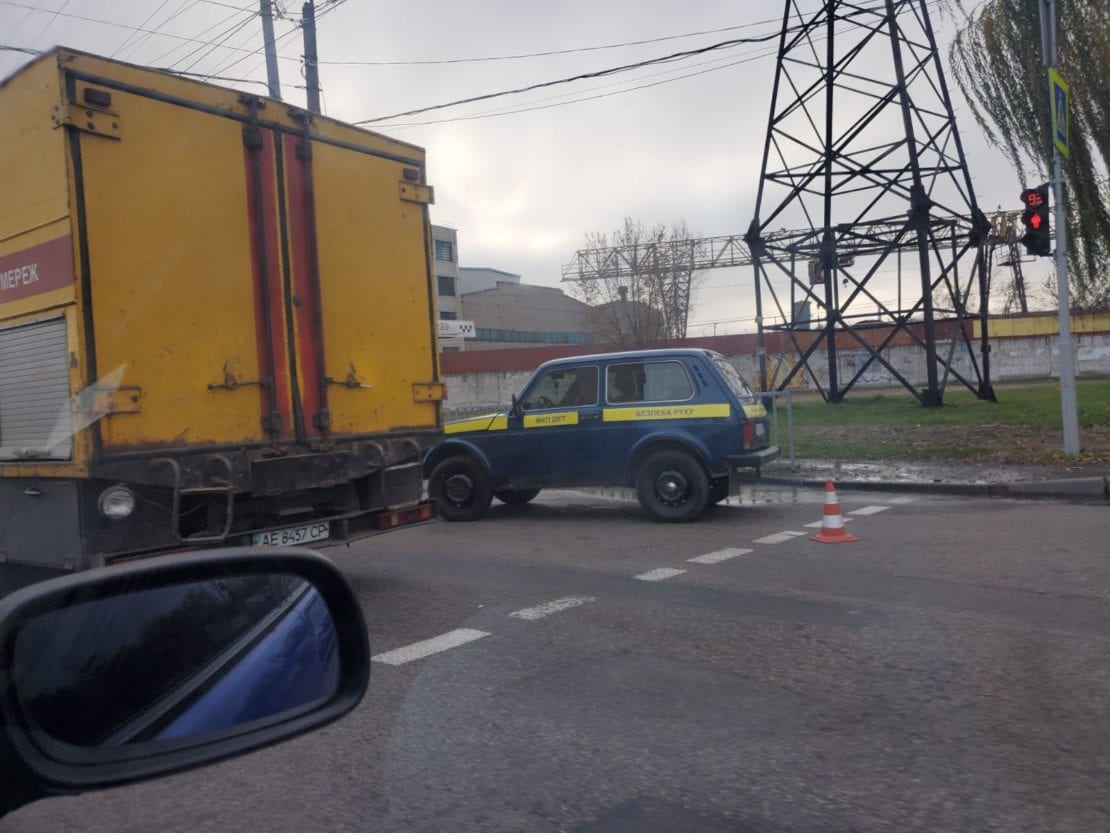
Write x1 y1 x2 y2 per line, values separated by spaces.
2 436 437 569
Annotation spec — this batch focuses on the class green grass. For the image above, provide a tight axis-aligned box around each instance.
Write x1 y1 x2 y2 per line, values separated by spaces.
783 379 1110 464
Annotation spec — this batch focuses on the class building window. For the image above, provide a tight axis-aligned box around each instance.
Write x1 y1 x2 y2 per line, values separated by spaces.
437 275 456 296
434 240 454 262
439 311 457 320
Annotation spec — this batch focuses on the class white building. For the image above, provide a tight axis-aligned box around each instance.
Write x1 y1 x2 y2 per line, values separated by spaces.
458 266 521 295
431 225 464 351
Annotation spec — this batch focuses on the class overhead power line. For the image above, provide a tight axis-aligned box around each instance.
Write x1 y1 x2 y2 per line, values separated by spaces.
179 9 257 72
378 45 782 128
355 28 791 125
149 2 250 65
153 66 270 86
117 0 196 61
320 16 784 66
26 0 73 49
111 0 177 57
363 0 944 128
0 0 299 62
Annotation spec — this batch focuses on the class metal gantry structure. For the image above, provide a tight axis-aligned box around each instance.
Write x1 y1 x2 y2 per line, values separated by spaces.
746 0 994 405
564 1 998 406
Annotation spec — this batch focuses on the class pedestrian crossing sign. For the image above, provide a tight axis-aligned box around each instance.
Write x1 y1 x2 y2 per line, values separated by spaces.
1049 68 1069 159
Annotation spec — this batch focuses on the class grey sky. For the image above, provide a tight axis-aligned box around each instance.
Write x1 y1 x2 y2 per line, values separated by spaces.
0 1 1046 333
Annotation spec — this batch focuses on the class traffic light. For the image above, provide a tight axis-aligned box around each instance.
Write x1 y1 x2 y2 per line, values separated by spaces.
1020 185 1051 256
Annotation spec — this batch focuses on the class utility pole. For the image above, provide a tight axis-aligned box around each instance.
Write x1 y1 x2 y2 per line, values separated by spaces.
302 0 321 114
260 0 282 100
1040 0 1080 454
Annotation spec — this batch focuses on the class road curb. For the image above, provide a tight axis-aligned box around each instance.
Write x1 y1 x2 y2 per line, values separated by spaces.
759 474 1109 502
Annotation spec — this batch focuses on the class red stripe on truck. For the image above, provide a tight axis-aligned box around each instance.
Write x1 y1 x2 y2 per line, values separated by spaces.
0 235 74 304
243 132 293 440
282 133 325 437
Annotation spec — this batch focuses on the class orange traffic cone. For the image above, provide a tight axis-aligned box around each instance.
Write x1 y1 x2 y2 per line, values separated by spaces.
810 480 859 544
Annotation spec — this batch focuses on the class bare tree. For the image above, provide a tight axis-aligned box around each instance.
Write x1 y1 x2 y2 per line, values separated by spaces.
569 217 703 347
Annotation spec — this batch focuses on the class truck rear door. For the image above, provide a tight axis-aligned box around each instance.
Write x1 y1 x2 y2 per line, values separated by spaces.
67 66 437 454
279 131 438 440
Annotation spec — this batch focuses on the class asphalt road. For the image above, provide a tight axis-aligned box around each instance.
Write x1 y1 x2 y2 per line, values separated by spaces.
4 487 1108 832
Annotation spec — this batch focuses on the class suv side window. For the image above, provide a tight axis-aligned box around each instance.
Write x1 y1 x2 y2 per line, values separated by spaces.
606 361 694 404
521 366 599 410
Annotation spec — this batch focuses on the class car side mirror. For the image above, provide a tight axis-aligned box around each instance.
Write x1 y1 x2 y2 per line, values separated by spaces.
0 548 369 816
510 393 521 416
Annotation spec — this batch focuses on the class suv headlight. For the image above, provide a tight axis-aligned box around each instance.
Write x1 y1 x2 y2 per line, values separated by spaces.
98 485 136 520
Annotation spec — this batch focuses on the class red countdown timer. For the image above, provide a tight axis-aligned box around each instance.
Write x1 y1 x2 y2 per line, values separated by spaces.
1019 185 1051 255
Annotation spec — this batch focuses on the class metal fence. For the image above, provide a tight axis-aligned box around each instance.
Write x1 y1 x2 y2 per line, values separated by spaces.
759 390 798 470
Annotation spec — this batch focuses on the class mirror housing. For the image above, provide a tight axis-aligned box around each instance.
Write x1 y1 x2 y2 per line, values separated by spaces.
0 548 369 814
510 393 520 417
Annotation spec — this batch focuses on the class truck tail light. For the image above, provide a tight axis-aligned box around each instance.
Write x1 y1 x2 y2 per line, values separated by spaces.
742 421 755 447
376 502 434 530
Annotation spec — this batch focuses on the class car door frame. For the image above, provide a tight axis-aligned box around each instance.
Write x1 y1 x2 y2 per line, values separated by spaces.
496 363 604 488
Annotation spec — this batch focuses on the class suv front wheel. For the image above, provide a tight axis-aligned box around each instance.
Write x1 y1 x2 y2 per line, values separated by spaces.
634 449 710 523
429 455 493 522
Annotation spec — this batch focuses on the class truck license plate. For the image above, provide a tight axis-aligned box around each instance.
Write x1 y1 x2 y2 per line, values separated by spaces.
252 522 330 548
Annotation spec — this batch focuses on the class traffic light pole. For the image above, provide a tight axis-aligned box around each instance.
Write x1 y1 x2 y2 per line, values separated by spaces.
1041 0 1080 454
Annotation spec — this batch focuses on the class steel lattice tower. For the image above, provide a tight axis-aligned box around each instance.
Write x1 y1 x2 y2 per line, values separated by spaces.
745 0 995 405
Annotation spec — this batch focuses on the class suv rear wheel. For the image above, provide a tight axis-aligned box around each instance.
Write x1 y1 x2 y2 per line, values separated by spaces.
429 456 493 522
634 449 710 523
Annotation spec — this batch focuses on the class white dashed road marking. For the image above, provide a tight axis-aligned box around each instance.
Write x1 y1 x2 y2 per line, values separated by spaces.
372 628 490 666
688 548 753 564
510 596 596 621
849 505 891 516
886 496 917 504
753 531 808 545
635 568 687 582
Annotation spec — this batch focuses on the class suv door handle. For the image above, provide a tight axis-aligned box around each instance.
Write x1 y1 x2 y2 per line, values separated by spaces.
580 411 601 422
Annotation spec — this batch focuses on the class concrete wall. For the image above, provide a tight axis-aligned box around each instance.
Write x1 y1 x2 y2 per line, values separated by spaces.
442 330 1110 408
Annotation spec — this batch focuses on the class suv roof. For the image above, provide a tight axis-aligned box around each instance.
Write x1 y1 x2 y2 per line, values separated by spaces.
535 348 721 372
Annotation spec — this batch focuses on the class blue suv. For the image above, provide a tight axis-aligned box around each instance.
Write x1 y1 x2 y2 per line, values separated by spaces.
426 349 779 522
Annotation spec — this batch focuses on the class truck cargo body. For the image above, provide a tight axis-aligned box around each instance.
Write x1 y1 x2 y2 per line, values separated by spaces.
0 49 443 569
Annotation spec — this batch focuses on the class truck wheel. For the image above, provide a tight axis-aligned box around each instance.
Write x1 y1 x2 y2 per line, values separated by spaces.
494 488 541 506
634 450 710 523
708 476 730 505
429 456 492 522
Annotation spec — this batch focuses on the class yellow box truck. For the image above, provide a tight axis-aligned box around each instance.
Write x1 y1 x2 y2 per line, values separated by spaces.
0 49 443 570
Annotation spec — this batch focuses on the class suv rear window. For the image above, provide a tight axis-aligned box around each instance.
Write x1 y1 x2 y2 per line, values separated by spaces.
712 357 758 403
606 361 694 404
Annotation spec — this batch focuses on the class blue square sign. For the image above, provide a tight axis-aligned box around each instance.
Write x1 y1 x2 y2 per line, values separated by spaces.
1049 68 1069 159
